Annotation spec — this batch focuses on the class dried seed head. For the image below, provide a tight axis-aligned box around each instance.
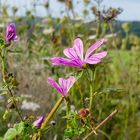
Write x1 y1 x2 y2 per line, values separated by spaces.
79 108 90 118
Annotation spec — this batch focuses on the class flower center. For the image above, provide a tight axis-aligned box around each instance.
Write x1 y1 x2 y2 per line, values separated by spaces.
82 63 87 69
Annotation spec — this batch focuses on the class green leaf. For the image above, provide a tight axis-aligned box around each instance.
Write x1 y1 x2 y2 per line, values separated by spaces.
15 122 24 134
3 110 10 120
64 128 74 138
75 70 83 80
0 38 4 47
4 128 18 140
67 70 83 80
41 126 51 133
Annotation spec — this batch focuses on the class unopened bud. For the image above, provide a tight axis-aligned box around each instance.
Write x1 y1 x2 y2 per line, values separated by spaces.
79 108 90 118
33 116 44 128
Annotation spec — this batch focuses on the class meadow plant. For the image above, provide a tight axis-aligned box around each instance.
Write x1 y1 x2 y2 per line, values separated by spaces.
0 1 139 139
0 23 117 140
1 23 23 122
32 38 117 140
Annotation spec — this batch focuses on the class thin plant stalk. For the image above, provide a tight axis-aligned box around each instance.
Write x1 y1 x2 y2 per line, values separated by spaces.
83 109 118 140
34 97 64 140
108 22 118 49
86 68 96 111
89 81 93 110
76 82 85 108
0 47 23 121
65 97 70 128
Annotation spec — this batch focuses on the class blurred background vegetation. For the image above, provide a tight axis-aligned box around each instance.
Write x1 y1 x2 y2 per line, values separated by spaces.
0 0 140 139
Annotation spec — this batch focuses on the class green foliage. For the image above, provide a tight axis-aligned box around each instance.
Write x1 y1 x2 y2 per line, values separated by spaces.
3 121 33 140
0 0 140 140
4 122 25 140
4 128 18 140
63 111 86 139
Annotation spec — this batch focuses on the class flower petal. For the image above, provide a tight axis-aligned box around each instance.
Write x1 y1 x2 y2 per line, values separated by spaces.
63 48 79 60
73 38 84 61
47 77 63 95
85 57 101 64
51 57 72 66
85 51 107 64
6 23 17 43
59 78 67 96
51 57 83 68
33 116 44 128
58 77 76 96
70 59 84 68
63 38 83 61
66 76 76 93
91 51 107 59
85 38 105 60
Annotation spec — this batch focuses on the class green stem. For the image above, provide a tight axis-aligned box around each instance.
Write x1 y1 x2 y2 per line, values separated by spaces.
86 68 96 111
89 81 93 110
1 47 23 121
76 82 85 108
65 97 70 128
108 22 117 49
96 16 101 39
41 97 64 129
35 97 64 140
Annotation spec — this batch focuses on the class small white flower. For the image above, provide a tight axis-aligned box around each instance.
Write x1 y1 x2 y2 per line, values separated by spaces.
21 100 40 111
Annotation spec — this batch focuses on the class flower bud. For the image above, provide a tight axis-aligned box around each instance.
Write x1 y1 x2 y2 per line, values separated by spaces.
78 108 90 118
33 116 44 128
6 23 18 43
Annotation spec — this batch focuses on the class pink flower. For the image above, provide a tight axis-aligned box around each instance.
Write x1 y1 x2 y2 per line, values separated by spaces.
33 116 44 128
47 76 76 96
6 23 18 43
51 38 107 68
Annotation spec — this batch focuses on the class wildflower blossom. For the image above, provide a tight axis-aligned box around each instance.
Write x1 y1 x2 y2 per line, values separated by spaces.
51 38 107 68
33 116 44 128
6 23 18 43
47 76 76 96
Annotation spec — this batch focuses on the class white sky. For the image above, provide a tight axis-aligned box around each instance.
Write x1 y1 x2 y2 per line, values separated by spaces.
1 0 140 21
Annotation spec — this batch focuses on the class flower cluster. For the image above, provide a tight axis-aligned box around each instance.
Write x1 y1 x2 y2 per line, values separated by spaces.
4 23 108 132
48 38 107 96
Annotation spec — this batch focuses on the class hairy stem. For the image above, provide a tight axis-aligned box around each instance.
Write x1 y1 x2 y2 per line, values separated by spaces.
76 82 85 108
1 47 23 121
89 81 93 110
65 97 70 128
86 68 96 111
108 22 118 49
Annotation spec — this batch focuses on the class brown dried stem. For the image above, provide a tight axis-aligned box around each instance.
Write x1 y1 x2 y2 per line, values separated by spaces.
83 109 118 140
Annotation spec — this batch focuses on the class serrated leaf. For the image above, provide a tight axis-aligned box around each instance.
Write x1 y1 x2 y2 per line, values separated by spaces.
64 128 74 138
3 110 10 120
15 121 24 134
4 128 18 140
67 70 83 80
0 38 5 47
